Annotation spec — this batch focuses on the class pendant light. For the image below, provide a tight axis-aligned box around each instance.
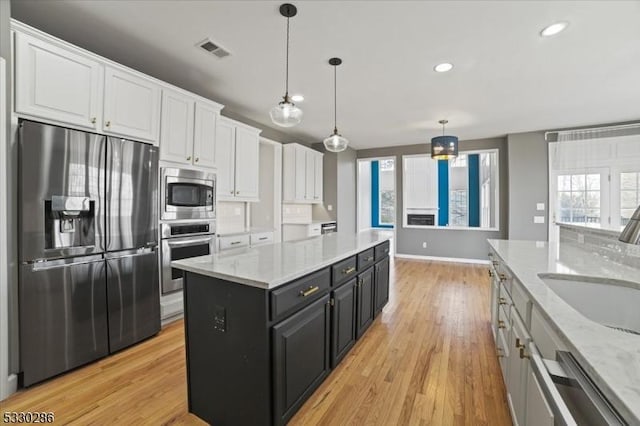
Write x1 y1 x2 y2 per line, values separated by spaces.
323 58 349 153
431 119 458 160
269 3 303 127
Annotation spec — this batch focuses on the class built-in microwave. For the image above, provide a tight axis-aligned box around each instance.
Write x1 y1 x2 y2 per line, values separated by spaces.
161 168 216 221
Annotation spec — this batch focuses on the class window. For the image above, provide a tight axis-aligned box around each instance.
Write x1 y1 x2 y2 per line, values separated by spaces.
556 173 601 224
402 149 499 230
379 190 395 225
621 172 640 226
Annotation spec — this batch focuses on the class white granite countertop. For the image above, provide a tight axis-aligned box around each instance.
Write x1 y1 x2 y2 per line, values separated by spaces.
488 239 640 422
281 220 335 226
172 230 390 289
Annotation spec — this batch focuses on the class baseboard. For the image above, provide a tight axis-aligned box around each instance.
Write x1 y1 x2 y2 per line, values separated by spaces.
160 295 183 320
395 253 490 265
1 374 18 401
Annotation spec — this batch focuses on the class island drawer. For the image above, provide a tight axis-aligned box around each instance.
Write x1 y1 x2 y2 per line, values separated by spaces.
357 249 375 271
270 267 331 321
374 241 390 260
332 256 358 286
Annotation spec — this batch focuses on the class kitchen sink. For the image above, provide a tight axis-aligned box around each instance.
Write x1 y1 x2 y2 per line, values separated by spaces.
537 274 640 335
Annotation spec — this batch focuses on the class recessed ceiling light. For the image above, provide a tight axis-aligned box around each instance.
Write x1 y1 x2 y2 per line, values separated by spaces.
434 63 453 73
291 94 304 102
540 21 569 37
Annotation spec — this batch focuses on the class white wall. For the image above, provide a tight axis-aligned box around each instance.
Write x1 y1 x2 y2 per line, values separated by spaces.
358 160 371 231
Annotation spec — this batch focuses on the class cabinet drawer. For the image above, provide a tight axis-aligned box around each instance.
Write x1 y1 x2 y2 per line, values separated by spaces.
218 234 250 251
374 241 390 260
307 224 321 237
270 268 331 321
250 231 274 247
511 279 530 327
357 249 375 270
331 256 358 287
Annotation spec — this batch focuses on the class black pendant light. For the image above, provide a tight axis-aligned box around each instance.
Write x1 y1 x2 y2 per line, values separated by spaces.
323 57 349 153
269 3 303 127
431 119 458 160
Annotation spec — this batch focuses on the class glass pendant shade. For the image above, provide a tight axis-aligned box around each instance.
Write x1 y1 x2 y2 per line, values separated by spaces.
323 132 349 153
269 99 303 128
431 135 459 160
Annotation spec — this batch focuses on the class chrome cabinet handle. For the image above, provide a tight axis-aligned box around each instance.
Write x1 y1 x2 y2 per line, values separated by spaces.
258 237 268 241
230 241 242 245
299 286 319 297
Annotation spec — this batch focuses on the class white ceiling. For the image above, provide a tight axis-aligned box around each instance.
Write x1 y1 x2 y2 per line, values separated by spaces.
11 1 640 149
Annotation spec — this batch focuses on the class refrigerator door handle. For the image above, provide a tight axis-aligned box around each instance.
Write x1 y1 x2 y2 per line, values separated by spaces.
30 255 104 271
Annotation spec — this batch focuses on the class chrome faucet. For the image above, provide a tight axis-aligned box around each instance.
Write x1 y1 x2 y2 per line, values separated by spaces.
619 205 640 244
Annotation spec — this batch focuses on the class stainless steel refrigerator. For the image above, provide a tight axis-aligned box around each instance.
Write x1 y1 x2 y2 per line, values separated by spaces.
18 120 160 386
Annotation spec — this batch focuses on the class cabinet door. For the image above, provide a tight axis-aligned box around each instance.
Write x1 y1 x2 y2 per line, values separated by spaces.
305 150 315 201
331 279 357 368
234 126 260 200
192 102 218 168
374 257 390 315
159 89 194 165
507 312 529 426
215 119 236 199
314 153 323 203
15 32 103 130
273 295 330 426
294 146 306 201
356 267 375 338
525 369 554 426
103 66 161 143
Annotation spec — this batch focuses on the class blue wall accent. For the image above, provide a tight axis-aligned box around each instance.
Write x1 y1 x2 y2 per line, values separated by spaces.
370 161 393 229
438 160 449 226
468 154 480 227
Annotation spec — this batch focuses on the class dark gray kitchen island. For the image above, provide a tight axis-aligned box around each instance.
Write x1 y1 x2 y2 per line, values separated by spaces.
172 231 391 426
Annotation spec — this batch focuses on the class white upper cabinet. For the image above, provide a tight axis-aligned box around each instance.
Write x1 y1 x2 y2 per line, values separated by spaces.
216 118 260 202
215 119 236 198
282 143 323 204
314 152 323 201
193 101 218 169
103 66 161 143
305 150 315 201
14 32 103 130
160 89 194 164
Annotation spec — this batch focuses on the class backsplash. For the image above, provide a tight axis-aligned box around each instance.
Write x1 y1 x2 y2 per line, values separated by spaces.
559 223 640 269
282 204 312 223
217 201 246 234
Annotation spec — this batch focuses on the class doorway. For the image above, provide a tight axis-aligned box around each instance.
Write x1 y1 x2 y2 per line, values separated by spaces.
357 157 396 232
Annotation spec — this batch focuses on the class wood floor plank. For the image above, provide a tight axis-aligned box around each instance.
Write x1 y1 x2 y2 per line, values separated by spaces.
0 258 511 426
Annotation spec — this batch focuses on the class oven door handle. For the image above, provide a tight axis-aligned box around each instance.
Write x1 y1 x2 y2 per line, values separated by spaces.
166 237 214 247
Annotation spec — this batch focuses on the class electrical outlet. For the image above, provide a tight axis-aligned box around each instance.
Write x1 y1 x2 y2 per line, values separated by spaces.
534 216 545 224
327 205 333 211
422 242 427 248
536 203 545 211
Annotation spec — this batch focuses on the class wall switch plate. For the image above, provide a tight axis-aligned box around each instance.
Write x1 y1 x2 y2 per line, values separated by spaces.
536 203 545 211
534 216 545 224
422 242 427 248
327 205 333 211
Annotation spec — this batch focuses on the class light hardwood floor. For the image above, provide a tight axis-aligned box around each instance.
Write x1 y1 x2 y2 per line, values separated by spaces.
0 259 511 425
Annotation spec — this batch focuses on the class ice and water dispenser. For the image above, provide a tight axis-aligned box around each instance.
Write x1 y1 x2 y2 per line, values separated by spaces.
44 195 96 250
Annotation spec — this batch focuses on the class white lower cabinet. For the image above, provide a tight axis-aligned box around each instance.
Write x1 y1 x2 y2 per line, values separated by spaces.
282 223 321 242
489 252 561 426
250 231 274 247
218 234 250 251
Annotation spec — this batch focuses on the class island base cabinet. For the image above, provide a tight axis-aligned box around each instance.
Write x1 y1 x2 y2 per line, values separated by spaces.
356 267 375 338
183 273 271 426
374 257 390 314
273 295 331 426
331 279 357 368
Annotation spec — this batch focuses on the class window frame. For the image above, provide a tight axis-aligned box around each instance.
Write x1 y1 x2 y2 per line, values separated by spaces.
401 148 500 231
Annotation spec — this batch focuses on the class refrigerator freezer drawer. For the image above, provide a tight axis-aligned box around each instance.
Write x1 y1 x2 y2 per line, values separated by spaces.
19 257 109 386
106 249 160 352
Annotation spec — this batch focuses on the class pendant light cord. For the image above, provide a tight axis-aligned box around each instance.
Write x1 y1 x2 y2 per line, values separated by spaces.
285 16 290 97
333 64 338 133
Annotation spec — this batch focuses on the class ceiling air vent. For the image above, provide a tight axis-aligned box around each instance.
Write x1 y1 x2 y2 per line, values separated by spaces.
196 38 230 59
